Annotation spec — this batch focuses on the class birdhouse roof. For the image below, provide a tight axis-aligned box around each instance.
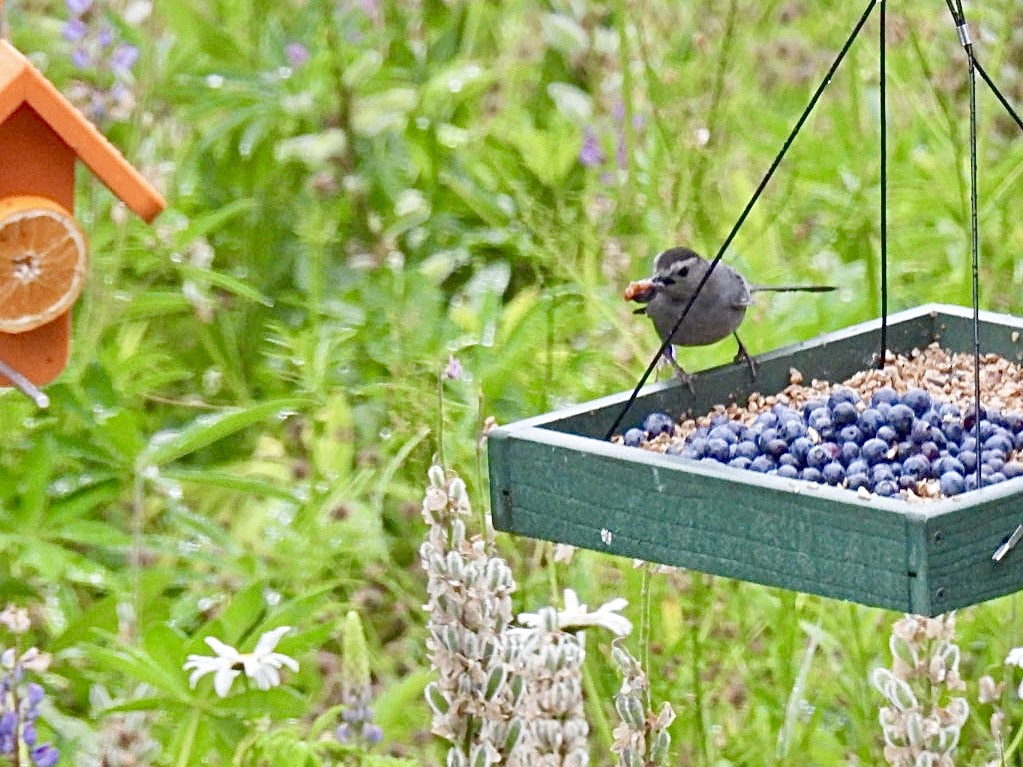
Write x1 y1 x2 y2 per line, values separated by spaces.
0 40 164 222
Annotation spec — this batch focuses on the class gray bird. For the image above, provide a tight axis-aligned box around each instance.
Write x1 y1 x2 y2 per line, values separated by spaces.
626 247 835 386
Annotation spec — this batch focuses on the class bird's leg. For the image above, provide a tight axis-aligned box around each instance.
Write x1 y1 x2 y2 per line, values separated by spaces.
733 333 758 379
662 345 695 392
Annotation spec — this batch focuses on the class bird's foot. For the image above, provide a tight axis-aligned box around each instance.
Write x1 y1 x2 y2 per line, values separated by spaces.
662 353 695 393
733 334 758 380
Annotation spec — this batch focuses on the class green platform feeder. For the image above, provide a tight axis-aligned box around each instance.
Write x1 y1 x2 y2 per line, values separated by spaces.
488 304 1023 616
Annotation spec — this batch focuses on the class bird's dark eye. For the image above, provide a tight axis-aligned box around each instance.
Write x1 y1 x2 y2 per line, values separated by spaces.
678 266 689 277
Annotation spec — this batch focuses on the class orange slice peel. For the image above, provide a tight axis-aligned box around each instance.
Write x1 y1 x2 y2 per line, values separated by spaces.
0 195 88 334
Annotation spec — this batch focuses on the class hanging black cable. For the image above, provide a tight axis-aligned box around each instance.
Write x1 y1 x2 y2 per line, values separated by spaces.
878 0 888 369
605 0 878 441
944 0 983 490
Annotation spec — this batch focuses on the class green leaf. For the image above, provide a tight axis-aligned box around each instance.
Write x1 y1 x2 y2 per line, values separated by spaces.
176 263 275 307
160 466 301 501
140 399 309 467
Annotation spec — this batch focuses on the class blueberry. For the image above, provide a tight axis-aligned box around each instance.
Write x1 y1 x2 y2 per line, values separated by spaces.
643 412 675 437
781 419 806 441
964 406 987 431
942 420 964 444
965 473 979 492
733 440 759 460
902 387 932 416
939 471 965 496
829 387 861 409
623 428 645 447
861 438 890 465
749 455 775 473
959 450 978 473
831 401 859 427
938 402 960 419
1015 431 1023 451
821 462 846 486
961 437 978 454
979 419 997 441
910 419 932 444
729 456 752 470
807 407 832 434
888 404 915 436
802 399 827 418
919 441 941 462
1003 412 1023 434
985 434 1013 456
936 456 966 477
800 467 822 483
988 457 1006 473
839 425 864 444
777 464 799 479
1003 462 1023 479
901 454 931 481
871 387 900 406
858 408 885 436
763 439 789 458
708 425 738 445
805 446 831 470
846 472 871 491
874 479 898 497
985 472 1007 486
757 429 780 451
666 442 686 456
898 475 918 491
688 437 709 459
790 437 814 464
872 465 896 484
753 412 779 428
895 441 915 460
847 458 869 476
876 425 898 444
840 441 861 465
779 453 801 468
710 414 730 427
705 438 731 463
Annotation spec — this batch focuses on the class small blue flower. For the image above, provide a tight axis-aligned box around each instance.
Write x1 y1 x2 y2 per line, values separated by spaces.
110 43 139 74
579 128 605 168
362 722 383 744
65 0 92 15
31 743 59 767
62 18 87 42
285 42 310 68
71 47 91 69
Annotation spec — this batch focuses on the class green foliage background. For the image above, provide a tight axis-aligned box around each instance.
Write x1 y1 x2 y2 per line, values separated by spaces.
3 0 1023 764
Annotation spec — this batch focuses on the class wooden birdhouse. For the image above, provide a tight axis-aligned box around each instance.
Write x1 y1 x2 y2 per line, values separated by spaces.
0 38 164 392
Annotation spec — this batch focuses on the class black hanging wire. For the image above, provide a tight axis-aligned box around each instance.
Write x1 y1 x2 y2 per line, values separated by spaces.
943 0 983 490
878 0 888 368
605 0 878 441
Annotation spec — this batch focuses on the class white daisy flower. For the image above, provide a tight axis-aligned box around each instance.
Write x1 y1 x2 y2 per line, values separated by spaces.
183 626 299 697
518 588 632 637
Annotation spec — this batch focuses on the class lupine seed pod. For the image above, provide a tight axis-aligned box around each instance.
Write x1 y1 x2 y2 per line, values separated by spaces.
426 682 451 716
651 729 672 762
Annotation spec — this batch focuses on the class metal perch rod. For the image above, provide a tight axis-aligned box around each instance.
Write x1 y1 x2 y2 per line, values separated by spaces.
0 356 50 408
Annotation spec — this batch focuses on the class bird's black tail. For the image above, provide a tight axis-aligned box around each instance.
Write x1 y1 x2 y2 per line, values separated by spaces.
750 284 836 293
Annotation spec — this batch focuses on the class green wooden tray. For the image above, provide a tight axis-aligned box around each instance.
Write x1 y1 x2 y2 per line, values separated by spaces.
488 304 1023 615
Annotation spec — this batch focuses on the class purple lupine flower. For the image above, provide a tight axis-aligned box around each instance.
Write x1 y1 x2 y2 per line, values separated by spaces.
71 47 91 69
443 355 463 381
65 0 92 15
580 127 605 167
285 42 310 68
31 744 59 767
362 722 384 744
0 710 17 754
21 720 36 747
62 18 87 42
110 43 139 74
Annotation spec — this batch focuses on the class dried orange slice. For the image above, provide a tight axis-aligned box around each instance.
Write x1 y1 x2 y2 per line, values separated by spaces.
0 196 88 334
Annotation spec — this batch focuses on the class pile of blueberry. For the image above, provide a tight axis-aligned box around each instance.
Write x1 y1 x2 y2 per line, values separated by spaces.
621 386 1023 498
